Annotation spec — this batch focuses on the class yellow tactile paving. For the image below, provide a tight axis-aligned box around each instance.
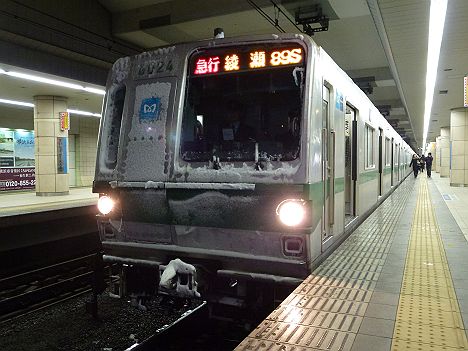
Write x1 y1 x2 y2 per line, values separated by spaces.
399 295 460 313
392 178 468 350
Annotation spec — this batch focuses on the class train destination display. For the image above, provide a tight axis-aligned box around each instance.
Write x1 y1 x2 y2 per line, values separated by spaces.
191 45 303 76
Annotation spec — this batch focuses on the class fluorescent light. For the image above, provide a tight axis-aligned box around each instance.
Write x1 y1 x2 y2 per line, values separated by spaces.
0 96 101 117
0 98 34 107
422 0 448 150
67 109 101 117
83 87 106 95
0 69 105 95
4 71 83 90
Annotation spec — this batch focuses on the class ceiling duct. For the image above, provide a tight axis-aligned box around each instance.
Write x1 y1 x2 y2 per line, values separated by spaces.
377 104 391 117
140 15 171 30
388 120 399 128
352 76 375 95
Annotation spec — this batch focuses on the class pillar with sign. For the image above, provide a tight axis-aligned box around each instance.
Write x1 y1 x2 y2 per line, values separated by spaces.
450 108 468 186
428 141 436 168
434 136 439 173
439 127 450 178
33 96 69 196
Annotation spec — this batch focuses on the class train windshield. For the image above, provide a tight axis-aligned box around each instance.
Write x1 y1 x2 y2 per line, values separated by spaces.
181 43 305 163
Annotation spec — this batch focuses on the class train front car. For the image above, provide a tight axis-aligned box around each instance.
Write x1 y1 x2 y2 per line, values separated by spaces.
93 34 320 309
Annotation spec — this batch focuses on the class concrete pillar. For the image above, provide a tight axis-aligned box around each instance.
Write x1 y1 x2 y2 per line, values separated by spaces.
439 127 450 177
34 96 69 196
450 108 468 186
435 136 441 173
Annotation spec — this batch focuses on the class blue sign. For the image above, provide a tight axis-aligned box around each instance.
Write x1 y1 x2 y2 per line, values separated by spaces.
57 137 68 174
139 97 161 121
335 91 344 111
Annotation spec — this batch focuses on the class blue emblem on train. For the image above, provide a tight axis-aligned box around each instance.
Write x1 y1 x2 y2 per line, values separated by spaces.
139 97 161 121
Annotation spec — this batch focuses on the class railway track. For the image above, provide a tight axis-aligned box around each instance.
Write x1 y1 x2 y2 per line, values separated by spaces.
0 253 99 322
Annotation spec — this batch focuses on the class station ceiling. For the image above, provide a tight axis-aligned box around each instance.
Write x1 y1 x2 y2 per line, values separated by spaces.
1 0 468 151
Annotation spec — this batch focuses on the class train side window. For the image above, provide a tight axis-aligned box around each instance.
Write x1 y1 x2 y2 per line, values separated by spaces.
385 137 391 166
364 124 375 169
322 85 330 130
105 85 126 168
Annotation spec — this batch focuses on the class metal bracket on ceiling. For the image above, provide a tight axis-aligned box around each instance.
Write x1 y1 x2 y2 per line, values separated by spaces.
295 6 329 35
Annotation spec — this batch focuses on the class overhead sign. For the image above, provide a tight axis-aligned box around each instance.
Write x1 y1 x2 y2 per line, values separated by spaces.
191 44 304 76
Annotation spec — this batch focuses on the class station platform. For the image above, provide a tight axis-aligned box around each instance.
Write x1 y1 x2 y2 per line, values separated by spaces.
236 173 468 351
0 187 98 217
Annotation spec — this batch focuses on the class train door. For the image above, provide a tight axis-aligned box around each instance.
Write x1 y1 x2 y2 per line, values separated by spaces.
391 138 394 186
322 84 335 248
345 104 357 225
378 128 383 196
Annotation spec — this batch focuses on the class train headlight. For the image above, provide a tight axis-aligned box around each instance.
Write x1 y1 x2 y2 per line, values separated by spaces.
276 199 306 227
98 195 114 215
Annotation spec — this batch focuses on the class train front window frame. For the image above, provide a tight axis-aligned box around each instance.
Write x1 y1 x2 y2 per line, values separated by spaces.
180 42 305 163
104 84 126 169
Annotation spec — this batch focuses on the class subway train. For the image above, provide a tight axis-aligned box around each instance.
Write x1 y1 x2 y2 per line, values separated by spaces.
93 33 412 309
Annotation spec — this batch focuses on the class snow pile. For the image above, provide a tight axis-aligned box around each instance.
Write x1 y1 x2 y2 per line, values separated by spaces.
175 160 301 183
112 57 130 84
159 258 200 298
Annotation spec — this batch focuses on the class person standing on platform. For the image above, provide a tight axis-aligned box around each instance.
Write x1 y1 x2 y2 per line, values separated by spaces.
425 152 433 178
409 154 420 178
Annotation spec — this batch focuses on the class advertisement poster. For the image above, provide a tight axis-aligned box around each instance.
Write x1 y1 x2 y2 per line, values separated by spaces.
0 130 14 156
0 168 35 191
0 128 35 191
14 130 35 167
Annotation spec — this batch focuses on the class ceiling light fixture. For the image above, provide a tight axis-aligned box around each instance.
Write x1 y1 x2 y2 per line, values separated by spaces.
422 0 448 152
0 96 101 117
0 98 34 108
0 69 105 95
83 87 106 95
67 109 101 117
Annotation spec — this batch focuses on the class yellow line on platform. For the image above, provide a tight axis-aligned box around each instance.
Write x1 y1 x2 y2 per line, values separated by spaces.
392 177 468 350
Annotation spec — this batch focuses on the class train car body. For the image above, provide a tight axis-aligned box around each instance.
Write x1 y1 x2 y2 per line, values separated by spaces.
93 33 412 305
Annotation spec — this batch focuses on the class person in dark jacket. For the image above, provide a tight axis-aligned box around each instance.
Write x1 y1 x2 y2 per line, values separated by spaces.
425 152 434 177
409 154 420 178
419 155 425 173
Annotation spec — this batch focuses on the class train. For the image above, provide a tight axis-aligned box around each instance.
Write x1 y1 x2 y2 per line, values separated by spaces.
92 33 413 311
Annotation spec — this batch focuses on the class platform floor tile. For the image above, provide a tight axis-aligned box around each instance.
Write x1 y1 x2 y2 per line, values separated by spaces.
391 179 468 351
236 177 414 351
